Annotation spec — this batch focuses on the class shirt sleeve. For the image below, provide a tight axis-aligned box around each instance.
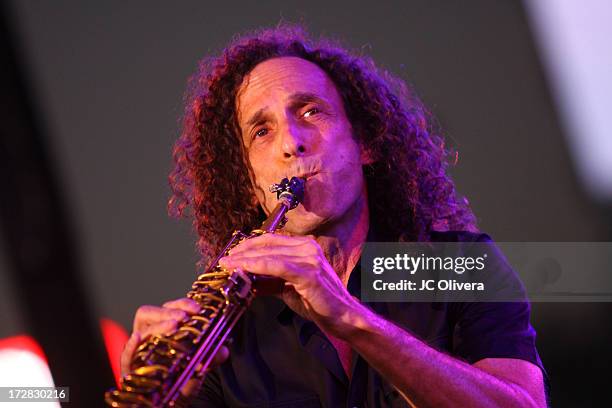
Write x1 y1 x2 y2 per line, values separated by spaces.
448 232 550 391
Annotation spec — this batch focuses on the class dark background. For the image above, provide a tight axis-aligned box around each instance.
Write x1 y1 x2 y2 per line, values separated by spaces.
1 1 610 406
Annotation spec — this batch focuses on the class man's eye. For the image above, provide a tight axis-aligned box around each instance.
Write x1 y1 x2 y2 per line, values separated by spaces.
254 128 269 138
303 107 320 118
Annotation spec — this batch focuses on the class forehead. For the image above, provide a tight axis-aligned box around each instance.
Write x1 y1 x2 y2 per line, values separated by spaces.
236 57 340 120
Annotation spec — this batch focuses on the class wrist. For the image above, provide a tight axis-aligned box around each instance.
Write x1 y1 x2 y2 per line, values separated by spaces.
331 296 377 341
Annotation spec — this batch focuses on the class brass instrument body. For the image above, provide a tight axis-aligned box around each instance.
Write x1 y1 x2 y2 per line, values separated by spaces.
106 177 305 407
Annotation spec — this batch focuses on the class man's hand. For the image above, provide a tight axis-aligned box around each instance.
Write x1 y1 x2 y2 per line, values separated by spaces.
219 233 358 336
121 298 229 396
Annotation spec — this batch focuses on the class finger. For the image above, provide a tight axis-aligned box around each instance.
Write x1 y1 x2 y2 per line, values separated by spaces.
162 298 202 314
120 332 141 377
180 378 203 399
138 319 182 339
211 345 229 366
280 283 311 319
226 242 319 260
281 282 298 303
133 305 189 332
229 233 311 255
122 318 187 377
219 254 314 282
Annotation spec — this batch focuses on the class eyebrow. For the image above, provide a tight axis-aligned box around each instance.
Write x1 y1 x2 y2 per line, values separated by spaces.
244 92 330 128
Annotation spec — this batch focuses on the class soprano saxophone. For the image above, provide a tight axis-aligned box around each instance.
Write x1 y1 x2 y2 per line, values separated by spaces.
105 176 305 407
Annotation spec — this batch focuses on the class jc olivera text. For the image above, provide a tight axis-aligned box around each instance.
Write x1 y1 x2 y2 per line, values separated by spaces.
373 279 485 291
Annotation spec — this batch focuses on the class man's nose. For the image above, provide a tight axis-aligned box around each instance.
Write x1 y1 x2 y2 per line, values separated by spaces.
278 121 308 159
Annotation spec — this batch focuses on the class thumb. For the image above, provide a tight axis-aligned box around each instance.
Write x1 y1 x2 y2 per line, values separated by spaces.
120 332 141 377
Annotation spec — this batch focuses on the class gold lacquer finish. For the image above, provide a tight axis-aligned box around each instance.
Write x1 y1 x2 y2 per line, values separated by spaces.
105 177 305 407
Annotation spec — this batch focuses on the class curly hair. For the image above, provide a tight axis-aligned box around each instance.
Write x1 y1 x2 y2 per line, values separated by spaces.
169 24 478 268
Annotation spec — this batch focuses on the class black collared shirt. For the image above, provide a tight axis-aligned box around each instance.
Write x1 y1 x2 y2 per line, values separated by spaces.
191 231 546 408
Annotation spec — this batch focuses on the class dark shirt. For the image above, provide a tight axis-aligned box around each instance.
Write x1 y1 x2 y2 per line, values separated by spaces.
191 231 547 408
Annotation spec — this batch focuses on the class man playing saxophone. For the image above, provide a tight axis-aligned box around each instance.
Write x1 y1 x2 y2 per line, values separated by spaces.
121 25 548 407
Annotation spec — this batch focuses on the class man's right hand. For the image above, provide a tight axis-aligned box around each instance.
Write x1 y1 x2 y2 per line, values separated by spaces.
120 297 230 378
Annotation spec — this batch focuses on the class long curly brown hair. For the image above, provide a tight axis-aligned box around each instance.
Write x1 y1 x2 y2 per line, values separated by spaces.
169 24 478 268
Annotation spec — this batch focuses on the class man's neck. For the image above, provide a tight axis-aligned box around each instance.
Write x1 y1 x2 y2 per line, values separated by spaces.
314 186 369 286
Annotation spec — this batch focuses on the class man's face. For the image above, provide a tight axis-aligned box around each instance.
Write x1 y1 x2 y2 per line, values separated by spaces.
236 56 368 235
